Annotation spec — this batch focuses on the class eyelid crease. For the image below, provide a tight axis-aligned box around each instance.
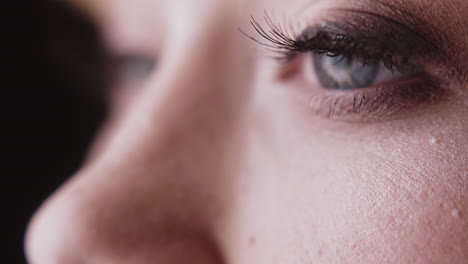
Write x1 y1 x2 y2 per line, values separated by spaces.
348 0 450 49
330 8 441 54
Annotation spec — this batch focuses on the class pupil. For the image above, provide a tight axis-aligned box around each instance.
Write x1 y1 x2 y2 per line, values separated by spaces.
313 54 379 90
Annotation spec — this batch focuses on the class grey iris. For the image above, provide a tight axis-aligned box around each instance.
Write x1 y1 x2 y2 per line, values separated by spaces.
117 54 156 84
313 53 379 89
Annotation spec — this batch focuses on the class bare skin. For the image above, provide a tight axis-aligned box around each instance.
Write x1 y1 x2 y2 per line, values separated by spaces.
26 0 467 263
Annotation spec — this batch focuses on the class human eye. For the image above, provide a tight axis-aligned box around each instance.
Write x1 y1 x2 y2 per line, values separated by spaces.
308 52 403 91
112 53 156 88
244 9 460 123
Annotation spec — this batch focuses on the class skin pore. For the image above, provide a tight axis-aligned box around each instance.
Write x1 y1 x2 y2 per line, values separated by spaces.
26 0 467 263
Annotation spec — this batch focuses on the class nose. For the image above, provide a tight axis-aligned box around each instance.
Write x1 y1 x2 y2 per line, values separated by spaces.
25 4 247 263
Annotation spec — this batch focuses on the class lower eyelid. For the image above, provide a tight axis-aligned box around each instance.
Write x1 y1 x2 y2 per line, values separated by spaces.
278 52 447 123
299 74 447 123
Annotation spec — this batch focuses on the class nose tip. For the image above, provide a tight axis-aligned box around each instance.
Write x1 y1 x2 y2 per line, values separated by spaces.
25 173 225 264
25 186 94 264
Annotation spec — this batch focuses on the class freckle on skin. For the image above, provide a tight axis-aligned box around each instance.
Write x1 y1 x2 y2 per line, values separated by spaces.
248 236 256 245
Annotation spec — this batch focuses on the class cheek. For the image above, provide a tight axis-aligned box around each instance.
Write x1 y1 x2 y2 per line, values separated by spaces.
286 140 465 262
313 138 465 262
234 83 468 263
339 140 467 261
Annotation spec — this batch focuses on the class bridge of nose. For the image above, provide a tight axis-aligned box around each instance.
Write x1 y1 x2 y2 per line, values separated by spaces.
26 1 252 263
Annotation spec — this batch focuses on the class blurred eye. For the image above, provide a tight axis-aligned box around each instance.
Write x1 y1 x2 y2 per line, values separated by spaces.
114 54 156 86
309 53 402 90
107 54 156 107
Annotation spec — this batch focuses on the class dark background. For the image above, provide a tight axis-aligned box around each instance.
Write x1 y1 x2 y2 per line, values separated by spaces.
3 1 108 262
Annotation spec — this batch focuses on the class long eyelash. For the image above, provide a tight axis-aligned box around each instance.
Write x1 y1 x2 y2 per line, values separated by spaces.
242 13 418 73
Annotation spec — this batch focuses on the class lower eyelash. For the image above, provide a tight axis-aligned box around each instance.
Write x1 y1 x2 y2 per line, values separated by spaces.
307 74 446 122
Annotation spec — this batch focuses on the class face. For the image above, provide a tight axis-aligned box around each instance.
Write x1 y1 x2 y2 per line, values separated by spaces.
26 0 468 263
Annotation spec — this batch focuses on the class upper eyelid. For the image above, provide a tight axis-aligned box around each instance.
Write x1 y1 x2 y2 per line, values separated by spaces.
332 5 468 78
292 0 448 54
245 9 456 75
245 6 465 85
347 0 450 48
324 8 466 84
245 13 437 64
329 8 442 54
301 10 443 61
